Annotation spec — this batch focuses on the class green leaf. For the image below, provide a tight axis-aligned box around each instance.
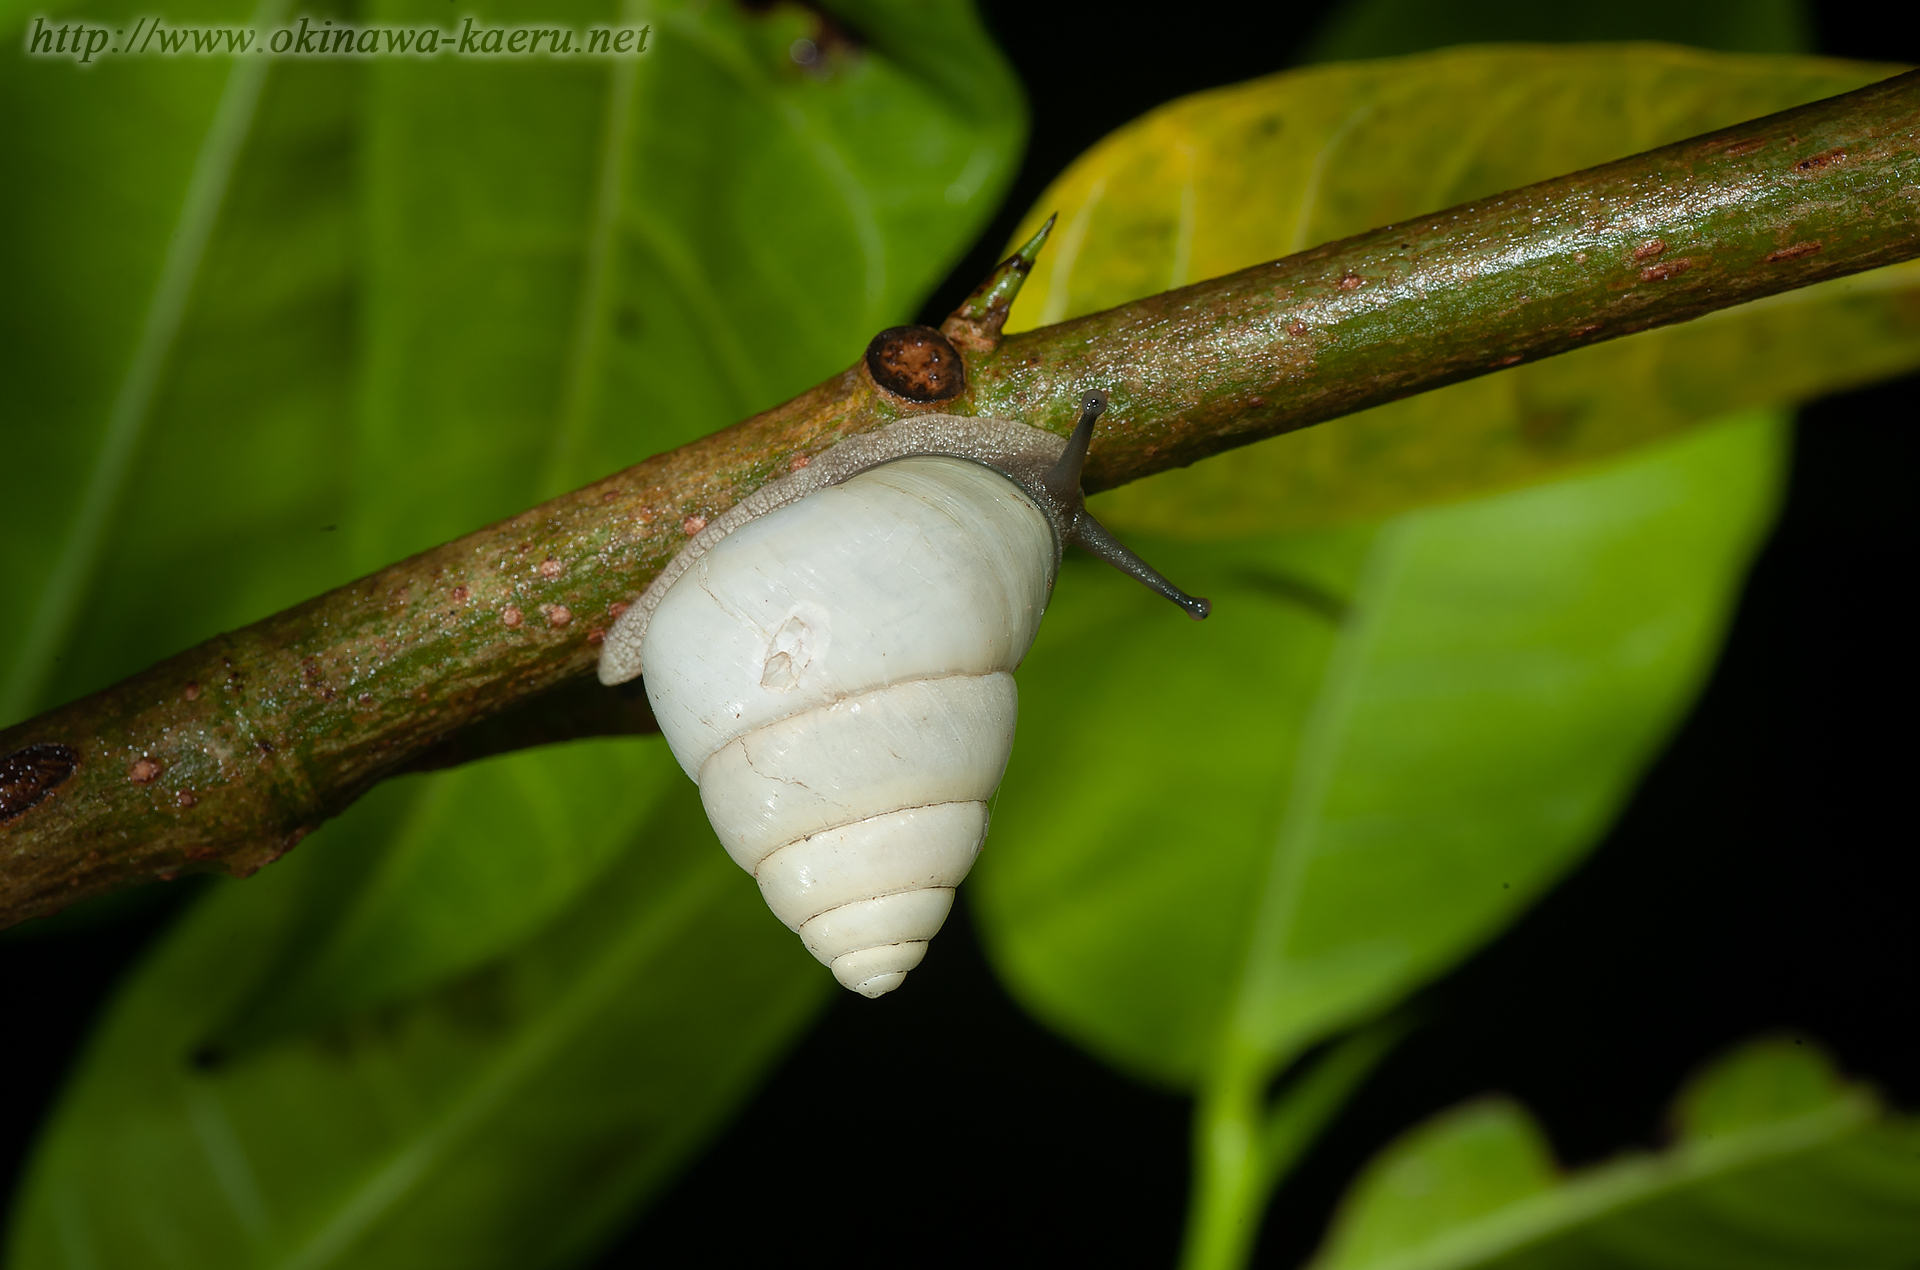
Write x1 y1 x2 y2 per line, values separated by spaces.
2 0 1019 1011
220 0 1024 1031
5 780 832 1270
1309 1037 1920 1270
976 411 1784 1088
352 0 1024 560
999 45 1920 537
203 739 683 1051
1314 1100 1560 1266
974 413 1784 1270
360 0 1014 1025
5 0 1023 1257
0 0 1022 724
1672 1036 1859 1140
0 0 345 725
1301 0 1812 62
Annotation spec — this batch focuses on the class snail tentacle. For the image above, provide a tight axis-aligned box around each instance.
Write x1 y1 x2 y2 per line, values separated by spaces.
1069 513 1212 621
1041 388 1108 505
601 393 1207 996
1037 389 1212 621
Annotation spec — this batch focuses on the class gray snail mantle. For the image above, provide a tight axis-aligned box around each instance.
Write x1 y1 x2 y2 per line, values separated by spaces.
599 395 1208 997
597 414 1077 682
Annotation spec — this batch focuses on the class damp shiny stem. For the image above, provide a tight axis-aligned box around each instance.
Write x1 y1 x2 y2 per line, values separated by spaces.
0 71 1914 928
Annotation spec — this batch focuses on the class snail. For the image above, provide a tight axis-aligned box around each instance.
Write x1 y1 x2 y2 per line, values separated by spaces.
598 332 1206 998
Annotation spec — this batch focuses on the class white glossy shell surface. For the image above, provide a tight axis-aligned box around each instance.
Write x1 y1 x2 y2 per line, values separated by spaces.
638 455 1055 998
641 456 1053 778
698 674 1015 871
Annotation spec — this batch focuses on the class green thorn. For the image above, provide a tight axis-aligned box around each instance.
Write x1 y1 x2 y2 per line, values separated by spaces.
942 213 1057 347
1009 213 1056 270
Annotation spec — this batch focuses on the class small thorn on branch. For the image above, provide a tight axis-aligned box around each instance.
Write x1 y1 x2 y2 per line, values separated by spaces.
941 213 1056 352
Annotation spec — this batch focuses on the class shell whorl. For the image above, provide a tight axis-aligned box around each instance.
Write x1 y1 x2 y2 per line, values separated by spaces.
618 430 1058 997
596 415 1071 685
601 407 1209 997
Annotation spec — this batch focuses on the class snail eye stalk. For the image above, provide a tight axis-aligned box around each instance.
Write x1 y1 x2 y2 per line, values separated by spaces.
1045 389 1211 621
1071 514 1211 620
600 374 1210 997
1041 389 1108 505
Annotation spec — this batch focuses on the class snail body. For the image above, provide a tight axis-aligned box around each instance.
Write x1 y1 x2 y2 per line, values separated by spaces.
600 395 1204 996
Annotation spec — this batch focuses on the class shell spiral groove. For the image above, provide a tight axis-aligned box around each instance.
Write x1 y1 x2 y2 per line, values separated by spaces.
635 456 1053 996
600 403 1206 997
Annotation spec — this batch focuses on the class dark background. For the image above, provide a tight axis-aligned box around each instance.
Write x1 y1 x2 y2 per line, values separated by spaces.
4 2 1914 1266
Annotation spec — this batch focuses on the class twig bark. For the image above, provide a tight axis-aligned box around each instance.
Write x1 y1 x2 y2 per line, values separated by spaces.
3 70 1916 928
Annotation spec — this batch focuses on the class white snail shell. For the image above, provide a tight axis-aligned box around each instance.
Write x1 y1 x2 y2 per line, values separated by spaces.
600 407 1203 997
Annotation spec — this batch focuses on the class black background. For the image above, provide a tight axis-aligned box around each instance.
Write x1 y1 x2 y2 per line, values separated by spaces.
4 3 1914 1267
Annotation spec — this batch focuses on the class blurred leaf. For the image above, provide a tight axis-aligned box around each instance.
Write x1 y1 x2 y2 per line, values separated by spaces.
2 0 1022 719
1317 1100 1561 1265
2 0 1019 1021
206 740 682 1051
5 780 832 1270
1302 0 1811 62
1000 45 1920 537
1309 1036 1920 1269
1672 1035 1859 1139
976 411 1784 1086
218 0 1023 1034
353 0 1024 559
0 0 348 725
4 0 1022 1258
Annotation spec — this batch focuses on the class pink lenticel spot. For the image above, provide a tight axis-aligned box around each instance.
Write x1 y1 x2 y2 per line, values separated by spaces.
129 758 161 784
790 454 812 471
176 790 197 808
682 515 708 536
183 681 201 701
451 585 469 603
502 606 524 628
540 557 563 579
543 604 573 627
609 601 629 618
587 628 606 645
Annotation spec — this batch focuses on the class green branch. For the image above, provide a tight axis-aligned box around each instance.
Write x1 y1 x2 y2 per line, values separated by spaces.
1 70 1915 928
